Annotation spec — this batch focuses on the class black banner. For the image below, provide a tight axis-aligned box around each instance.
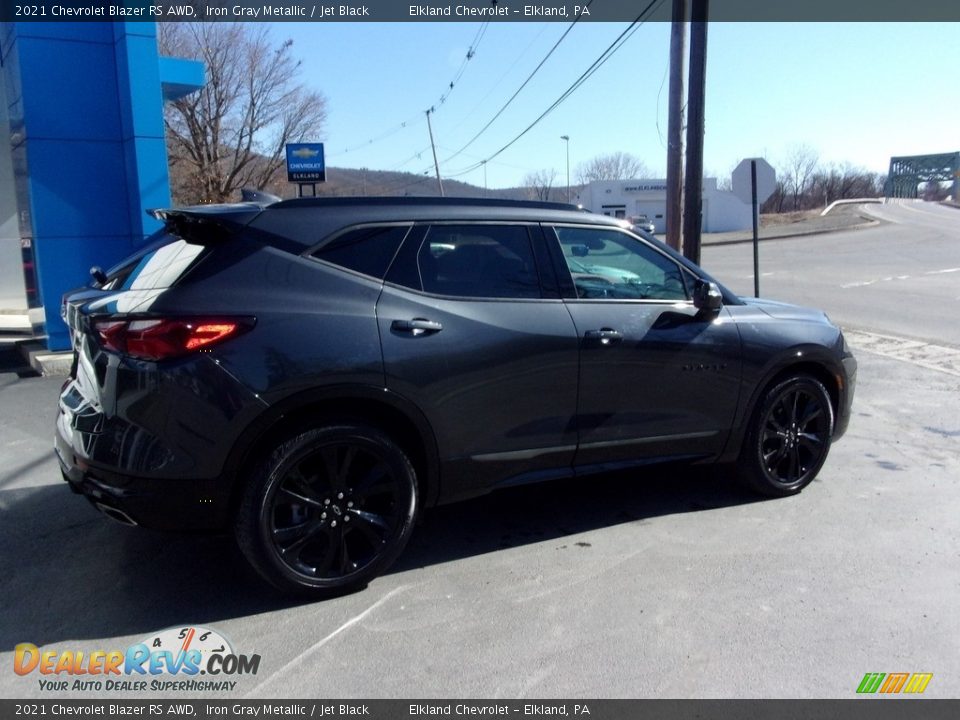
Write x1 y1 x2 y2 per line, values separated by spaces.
2 0 959 23
2 700 960 720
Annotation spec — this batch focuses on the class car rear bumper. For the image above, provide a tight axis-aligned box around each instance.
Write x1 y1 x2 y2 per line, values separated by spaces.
54 353 266 532
56 427 232 531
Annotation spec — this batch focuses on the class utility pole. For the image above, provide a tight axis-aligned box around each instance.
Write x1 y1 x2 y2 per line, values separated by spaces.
561 135 571 203
665 0 687 251
425 108 444 197
682 0 708 264
482 160 487 197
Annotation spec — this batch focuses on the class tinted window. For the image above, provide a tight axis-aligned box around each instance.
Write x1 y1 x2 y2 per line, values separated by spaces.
554 227 689 301
416 225 541 299
312 225 410 279
102 233 208 291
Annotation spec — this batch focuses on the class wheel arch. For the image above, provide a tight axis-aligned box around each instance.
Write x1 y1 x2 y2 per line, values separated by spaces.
720 349 843 463
221 385 441 519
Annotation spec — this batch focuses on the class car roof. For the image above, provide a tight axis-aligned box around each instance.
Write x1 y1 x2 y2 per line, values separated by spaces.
244 196 623 248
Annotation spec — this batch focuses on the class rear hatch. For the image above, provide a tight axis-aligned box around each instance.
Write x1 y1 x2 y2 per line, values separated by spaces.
60 230 215 421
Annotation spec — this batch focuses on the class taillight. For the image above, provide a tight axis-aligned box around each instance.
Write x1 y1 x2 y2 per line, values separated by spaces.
93 317 252 361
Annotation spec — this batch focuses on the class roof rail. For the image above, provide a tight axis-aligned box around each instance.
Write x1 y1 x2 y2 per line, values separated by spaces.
270 195 581 211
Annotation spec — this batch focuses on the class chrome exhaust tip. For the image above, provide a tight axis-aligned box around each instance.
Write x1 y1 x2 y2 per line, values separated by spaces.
94 502 138 526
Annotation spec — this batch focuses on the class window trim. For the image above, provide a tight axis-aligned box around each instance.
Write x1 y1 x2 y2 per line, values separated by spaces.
382 221 556 303
545 223 698 304
303 222 414 281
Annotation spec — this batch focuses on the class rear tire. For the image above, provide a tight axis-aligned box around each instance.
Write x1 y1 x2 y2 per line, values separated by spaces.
235 424 418 598
737 374 834 497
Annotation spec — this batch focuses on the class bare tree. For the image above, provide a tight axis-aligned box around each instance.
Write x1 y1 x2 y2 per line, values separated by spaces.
575 152 651 184
523 169 557 202
160 23 328 204
782 144 819 211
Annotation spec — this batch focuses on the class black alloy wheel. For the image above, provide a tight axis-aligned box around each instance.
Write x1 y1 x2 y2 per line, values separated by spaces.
738 375 834 497
236 424 418 597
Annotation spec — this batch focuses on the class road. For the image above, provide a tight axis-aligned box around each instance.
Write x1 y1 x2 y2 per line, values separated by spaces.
702 201 960 347
1 202 959 699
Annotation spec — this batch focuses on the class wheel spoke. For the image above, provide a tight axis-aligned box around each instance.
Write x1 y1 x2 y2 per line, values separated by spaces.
272 520 315 545
313 539 337 576
353 462 392 497
762 428 785 443
277 486 325 509
353 509 391 534
347 515 387 547
320 445 358 491
337 538 353 575
798 432 823 452
767 410 787 433
787 447 800 482
277 522 325 558
798 402 823 429
763 444 786 468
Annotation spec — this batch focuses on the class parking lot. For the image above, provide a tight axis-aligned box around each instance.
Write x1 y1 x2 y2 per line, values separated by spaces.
1 202 958 698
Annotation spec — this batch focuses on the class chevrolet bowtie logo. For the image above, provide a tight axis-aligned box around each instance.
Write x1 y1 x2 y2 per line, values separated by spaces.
291 147 320 159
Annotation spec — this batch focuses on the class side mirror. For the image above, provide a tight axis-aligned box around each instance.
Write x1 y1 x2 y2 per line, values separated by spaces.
693 280 723 312
90 266 108 287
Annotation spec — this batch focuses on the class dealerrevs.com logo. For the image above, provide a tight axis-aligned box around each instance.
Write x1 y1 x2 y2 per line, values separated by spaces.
14 626 261 693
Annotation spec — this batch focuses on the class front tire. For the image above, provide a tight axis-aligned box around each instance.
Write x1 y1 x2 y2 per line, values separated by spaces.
236 424 418 597
737 374 834 497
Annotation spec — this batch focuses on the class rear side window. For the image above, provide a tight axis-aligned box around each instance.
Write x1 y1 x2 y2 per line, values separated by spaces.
311 225 410 279
415 225 541 299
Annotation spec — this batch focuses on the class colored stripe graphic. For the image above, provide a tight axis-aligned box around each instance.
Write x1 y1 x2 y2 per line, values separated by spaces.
904 673 933 694
857 673 885 694
880 673 909 693
857 672 932 694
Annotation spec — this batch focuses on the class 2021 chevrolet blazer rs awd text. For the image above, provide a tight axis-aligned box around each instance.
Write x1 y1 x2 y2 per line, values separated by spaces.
57 197 856 597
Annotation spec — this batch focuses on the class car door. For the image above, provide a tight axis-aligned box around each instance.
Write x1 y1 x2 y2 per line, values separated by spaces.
376 222 580 502
546 224 743 468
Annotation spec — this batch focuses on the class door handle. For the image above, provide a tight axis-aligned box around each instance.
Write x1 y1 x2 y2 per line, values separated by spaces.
391 318 443 335
584 328 622 345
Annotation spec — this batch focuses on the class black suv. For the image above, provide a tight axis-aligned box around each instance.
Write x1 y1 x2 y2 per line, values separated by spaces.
57 197 856 596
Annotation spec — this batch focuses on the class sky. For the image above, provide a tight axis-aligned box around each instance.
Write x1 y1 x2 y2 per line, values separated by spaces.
279 21 960 189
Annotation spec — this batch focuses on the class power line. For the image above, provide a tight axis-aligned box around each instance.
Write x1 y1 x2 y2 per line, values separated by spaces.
438 1 596 166
327 23 491 161
444 0 666 179
444 24 550 135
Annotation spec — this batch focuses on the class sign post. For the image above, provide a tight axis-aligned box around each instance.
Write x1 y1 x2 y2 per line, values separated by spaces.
732 158 775 297
285 143 326 198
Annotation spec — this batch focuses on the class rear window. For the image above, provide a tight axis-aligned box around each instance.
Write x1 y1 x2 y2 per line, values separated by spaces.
101 232 208 291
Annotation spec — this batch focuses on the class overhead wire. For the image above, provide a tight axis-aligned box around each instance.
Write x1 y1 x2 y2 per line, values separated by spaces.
327 22 490 161
438 1 596 167
443 0 666 180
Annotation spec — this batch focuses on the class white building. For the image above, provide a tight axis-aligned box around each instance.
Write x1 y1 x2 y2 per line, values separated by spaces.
576 178 753 233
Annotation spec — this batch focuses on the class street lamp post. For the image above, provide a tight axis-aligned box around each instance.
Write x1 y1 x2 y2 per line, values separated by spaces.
560 135 570 203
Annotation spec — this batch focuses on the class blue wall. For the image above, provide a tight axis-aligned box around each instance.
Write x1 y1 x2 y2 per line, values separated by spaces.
1 22 203 350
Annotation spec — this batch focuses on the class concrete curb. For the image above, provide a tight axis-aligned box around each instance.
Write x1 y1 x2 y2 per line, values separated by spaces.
18 341 72 377
702 217 881 247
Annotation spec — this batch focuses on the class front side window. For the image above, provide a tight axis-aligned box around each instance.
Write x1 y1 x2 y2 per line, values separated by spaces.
416 225 541 299
554 226 689 301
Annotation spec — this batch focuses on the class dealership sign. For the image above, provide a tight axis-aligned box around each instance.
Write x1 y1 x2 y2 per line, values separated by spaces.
286 143 326 182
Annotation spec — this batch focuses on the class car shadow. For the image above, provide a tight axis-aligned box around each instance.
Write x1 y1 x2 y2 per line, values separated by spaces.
0 465 760 649
394 464 758 572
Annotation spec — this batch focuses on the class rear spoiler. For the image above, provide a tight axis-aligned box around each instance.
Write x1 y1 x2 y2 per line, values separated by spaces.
146 193 276 244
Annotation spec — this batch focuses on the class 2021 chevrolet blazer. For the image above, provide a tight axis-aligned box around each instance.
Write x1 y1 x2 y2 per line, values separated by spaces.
57 197 856 597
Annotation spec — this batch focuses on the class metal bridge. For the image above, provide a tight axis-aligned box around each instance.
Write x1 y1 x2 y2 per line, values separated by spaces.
886 152 960 199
